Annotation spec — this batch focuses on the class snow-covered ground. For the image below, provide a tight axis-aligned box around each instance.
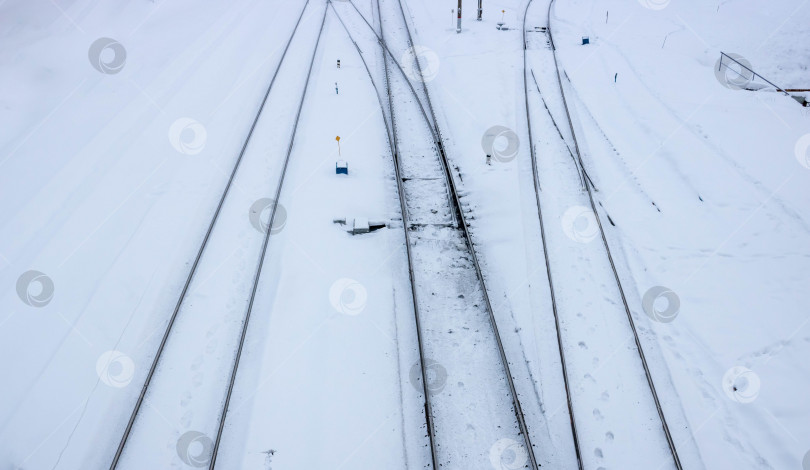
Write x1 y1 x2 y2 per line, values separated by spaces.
213 4 414 468
0 0 326 467
2 0 809 468
549 1 810 468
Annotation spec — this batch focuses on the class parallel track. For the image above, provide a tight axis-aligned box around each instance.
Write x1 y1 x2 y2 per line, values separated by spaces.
384 3 540 466
110 0 687 466
523 0 683 468
208 4 328 468
107 2 322 468
337 1 540 467
520 2 583 468
330 3 440 467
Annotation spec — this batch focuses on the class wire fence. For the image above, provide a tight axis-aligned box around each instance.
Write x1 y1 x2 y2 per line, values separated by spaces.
717 52 789 95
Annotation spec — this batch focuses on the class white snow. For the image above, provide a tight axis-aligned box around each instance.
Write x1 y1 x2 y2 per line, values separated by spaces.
2 0 809 468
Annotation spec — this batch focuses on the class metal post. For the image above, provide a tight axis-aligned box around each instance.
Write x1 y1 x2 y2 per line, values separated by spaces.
477 0 482 20
457 0 462 32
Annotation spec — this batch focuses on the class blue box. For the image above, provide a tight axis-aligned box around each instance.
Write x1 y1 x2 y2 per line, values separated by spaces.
336 160 348 175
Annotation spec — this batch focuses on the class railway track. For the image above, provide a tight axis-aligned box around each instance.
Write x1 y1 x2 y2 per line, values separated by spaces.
108 0 685 467
107 1 327 468
520 4 583 469
207 4 328 468
522 0 683 468
330 4 440 467
380 1 541 466
334 1 540 467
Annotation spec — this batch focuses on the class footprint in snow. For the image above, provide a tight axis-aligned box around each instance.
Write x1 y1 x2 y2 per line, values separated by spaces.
192 372 204 387
179 409 193 428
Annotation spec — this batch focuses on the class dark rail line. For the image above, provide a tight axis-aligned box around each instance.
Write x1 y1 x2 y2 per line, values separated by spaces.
524 0 684 468
331 2 442 465
520 2 584 468
108 1 314 468
208 3 328 468
388 1 540 466
339 0 541 466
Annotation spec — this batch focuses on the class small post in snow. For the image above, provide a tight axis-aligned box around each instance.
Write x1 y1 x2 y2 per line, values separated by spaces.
477 0 482 20
336 136 341 156
614 72 618 83
457 0 462 33
606 11 609 23
335 82 339 94
337 59 340 69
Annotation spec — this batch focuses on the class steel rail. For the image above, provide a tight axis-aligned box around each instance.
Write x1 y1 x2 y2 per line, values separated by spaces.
391 0 441 136
542 0 683 467
108 2 311 467
329 3 393 149
344 0 460 227
520 2 584 468
388 1 540 467
330 3 441 468
529 69 585 190
207 3 328 468
391 0 466 230
355 0 542 466
374 2 443 465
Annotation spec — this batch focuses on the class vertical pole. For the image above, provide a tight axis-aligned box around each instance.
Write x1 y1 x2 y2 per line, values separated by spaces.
477 0 482 20
457 0 462 33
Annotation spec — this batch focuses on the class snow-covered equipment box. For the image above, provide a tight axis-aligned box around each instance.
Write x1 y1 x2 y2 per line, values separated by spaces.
352 217 369 234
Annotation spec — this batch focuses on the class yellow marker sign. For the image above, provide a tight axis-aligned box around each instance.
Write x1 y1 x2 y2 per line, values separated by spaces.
336 136 341 156
336 136 340 141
